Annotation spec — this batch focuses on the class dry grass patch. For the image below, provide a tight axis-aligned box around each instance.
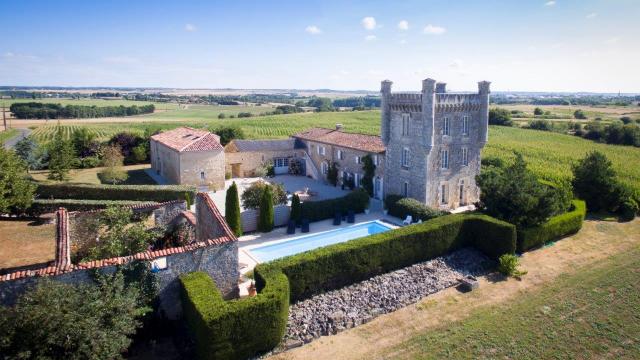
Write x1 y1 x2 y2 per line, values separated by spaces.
0 219 55 270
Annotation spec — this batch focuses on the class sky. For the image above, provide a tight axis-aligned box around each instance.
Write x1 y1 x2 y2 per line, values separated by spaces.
1 0 639 93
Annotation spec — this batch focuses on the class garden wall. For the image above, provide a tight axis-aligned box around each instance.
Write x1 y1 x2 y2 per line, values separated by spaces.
240 205 290 233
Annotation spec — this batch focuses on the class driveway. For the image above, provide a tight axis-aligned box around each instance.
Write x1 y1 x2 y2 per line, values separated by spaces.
209 175 350 216
3 128 31 149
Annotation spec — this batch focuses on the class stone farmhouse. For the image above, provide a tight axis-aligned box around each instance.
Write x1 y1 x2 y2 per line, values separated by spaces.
149 77 490 209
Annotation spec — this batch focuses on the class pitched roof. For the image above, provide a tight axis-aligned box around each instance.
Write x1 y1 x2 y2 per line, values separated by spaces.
227 139 302 152
292 128 385 153
151 127 223 152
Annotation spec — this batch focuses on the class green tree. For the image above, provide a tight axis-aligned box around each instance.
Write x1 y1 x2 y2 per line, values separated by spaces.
476 153 568 227
290 194 302 225
71 127 97 157
225 181 242 236
14 137 48 170
0 272 149 360
100 144 128 184
533 107 544 116
572 151 619 212
211 125 245 146
0 148 36 215
240 181 287 209
327 161 339 186
47 128 75 181
361 155 376 197
258 186 274 232
489 107 513 126
574 109 587 119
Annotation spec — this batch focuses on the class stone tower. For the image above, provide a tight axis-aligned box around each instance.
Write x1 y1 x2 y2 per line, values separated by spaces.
381 78 490 210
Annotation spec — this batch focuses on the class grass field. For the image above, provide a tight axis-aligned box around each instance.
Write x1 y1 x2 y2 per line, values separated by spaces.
394 243 640 359
30 164 156 185
0 128 18 144
0 97 180 111
498 104 640 123
0 219 55 269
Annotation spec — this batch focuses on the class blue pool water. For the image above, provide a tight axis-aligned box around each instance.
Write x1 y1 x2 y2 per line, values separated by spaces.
248 221 393 262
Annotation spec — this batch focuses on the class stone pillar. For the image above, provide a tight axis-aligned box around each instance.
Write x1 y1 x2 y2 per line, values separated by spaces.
380 80 393 145
55 208 71 269
478 81 491 144
421 78 436 149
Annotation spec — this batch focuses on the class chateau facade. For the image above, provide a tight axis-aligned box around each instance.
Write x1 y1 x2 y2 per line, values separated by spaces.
381 79 490 209
150 77 490 210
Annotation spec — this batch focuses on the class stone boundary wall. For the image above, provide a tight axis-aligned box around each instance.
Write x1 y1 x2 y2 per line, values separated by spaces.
240 205 290 233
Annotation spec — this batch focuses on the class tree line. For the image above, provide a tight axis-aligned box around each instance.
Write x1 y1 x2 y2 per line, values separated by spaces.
9 102 155 119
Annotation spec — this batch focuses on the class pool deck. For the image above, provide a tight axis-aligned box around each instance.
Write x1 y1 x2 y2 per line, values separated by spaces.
237 209 401 276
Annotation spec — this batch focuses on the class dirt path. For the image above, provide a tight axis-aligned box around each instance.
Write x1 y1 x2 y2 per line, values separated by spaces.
269 218 640 360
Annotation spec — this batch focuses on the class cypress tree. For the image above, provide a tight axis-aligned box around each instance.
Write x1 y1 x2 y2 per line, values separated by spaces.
258 186 274 232
290 194 301 226
225 181 242 236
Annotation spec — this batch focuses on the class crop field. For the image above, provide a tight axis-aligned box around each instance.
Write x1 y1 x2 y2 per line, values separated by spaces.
0 98 180 111
498 104 640 123
145 104 276 121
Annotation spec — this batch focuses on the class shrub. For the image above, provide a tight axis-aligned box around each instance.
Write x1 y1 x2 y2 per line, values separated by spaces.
516 200 586 252
384 195 447 221
35 183 196 205
28 198 156 215
361 155 376 196
618 198 638 222
273 214 515 302
533 107 544 116
574 109 587 119
225 182 242 236
572 151 619 212
489 107 513 126
527 119 553 131
300 189 369 222
0 148 36 215
290 194 301 225
327 162 339 186
258 186 274 232
241 181 287 210
180 270 289 360
498 254 527 278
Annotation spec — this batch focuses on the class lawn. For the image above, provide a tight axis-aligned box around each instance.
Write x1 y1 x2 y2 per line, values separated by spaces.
0 219 55 269
30 164 156 185
0 128 18 144
394 243 640 359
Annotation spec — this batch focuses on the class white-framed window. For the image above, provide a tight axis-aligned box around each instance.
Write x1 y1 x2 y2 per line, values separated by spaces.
373 154 378 166
459 180 465 204
318 146 325 156
402 113 410 136
321 162 328 174
200 171 205 180
443 117 450 136
462 116 470 136
337 150 344 160
461 148 468 166
441 149 449 169
441 184 448 204
355 156 361 164
354 173 360 188
402 147 410 168
403 182 409 197
275 158 289 167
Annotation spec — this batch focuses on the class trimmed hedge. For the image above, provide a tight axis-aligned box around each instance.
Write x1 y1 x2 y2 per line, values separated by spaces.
35 183 196 205
516 200 586 253
28 198 158 215
271 214 515 302
180 214 515 359
180 269 289 360
300 189 369 222
384 195 448 221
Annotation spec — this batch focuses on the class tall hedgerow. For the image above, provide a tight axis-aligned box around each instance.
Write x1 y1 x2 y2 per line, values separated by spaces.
258 186 274 232
225 182 242 236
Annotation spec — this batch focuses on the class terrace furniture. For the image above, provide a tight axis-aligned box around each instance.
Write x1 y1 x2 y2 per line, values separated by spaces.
402 215 413 225
347 210 355 223
287 220 296 234
333 212 342 226
301 219 310 233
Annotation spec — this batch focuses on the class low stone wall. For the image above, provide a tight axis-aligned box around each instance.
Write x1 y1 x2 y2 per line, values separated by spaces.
240 205 290 233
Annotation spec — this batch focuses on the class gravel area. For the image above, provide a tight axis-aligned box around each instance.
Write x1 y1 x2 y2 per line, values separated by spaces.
280 248 492 350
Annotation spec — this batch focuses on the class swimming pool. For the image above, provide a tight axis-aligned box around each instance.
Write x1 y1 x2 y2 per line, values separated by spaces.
247 221 394 263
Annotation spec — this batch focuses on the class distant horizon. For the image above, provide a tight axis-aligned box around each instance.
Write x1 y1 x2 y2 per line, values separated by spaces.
2 0 639 93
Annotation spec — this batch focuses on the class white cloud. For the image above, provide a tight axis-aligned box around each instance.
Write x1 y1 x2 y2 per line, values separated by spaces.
362 17 376 30
449 59 463 68
399 39 407 45
365 35 377 41
605 36 620 44
185 23 197 32
423 24 446 35
545 1 556 6
305 25 322 35
4 52 15 58
398 20 409 31
586 13 597 19
103 55 140 64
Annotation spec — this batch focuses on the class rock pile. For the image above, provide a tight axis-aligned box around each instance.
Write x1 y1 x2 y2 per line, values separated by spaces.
281 248 491 349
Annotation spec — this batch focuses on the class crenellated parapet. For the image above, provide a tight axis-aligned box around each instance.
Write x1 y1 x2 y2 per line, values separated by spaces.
435 94 483 112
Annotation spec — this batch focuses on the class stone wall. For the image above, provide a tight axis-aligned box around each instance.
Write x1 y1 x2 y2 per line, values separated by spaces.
225 149 304 177
150 140 181 184
179 150 226 190
240 204 290 233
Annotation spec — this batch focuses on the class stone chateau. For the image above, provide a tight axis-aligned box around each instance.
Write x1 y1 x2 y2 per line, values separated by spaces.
149 77 490 210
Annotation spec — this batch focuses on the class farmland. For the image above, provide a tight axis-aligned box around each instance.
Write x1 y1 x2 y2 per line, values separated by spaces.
0 97 180 111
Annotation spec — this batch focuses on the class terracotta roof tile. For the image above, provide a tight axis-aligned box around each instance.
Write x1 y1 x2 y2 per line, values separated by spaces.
293 128 385 153
151 127 223 152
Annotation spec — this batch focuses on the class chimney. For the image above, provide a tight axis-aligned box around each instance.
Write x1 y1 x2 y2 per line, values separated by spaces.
335 124 343 131
435 82 447 93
